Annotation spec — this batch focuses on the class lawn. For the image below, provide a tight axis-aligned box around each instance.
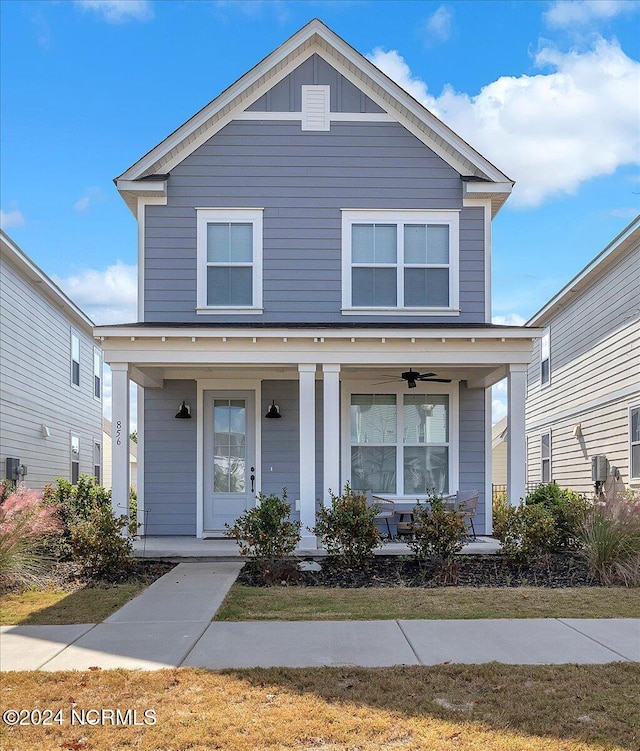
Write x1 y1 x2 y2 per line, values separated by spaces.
1 664 638 750
215 585 640 621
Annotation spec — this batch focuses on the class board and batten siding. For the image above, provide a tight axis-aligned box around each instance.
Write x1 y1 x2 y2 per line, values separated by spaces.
143 119 485 325
526 243 640 493
0 253 102 489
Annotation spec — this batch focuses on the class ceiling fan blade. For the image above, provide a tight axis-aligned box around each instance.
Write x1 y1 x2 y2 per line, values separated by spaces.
418 377 452 383
372 379 400 386
416 372 436 378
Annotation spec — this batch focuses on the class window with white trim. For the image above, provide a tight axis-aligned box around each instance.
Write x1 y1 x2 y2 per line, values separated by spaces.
342 210 459 313
350 391 451 495
93 348 101 399
93 441 101 485
71 435 80 485
631 405 640 481
540 330 550 386
541 431 551 483
197 208 263 312
71 332 80 387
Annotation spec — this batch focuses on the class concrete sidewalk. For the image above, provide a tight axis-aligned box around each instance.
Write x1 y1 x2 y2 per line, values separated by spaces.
1 562 639 671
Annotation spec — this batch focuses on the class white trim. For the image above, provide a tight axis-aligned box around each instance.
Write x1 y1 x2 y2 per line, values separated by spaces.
630 403 640 483
322 364 341 504
507 363 527 505
298 364 317 547
341 209 460 313
93 346 102 400
110 364 131 519
137 385 145 532
196 208 264 312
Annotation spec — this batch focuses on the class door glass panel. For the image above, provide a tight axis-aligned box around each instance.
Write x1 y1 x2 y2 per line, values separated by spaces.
213 399 246 493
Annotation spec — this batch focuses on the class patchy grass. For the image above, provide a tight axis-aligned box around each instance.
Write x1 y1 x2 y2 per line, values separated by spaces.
216 585 640 621
1 664 638 750
0 583 146 625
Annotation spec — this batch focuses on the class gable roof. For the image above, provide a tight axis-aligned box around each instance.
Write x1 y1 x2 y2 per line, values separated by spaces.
116 19 512 215
527 215 640 327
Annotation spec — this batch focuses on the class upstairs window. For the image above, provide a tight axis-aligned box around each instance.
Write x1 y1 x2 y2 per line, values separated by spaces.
93 348 102 399
342 210 459 314
541 431 551 483
71 333 80 387
540 330 550 386
197 209 263 313
631 406 640 481
71 436 80 484
93 441 101 485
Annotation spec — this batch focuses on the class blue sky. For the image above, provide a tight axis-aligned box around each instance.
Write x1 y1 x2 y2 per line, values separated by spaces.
2 0 639 422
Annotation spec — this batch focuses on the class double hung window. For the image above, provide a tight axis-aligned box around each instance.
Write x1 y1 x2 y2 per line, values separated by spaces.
349 391 451 495
71 436 80 485
540 330 550 386
197 209 263 312
342 210 459 313
541 431 551 483
93 348 102 399
71 333 80 387
631 406 640 481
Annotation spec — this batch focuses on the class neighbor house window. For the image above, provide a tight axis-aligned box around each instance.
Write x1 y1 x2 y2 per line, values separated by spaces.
541 431 551 483
341 210 459 313
631 406 640 481
540 330 550 386
350 392 450 495
71 333 80 387
197 208 263 312
93 442 101 485
71 436 80 484
93 348 101 398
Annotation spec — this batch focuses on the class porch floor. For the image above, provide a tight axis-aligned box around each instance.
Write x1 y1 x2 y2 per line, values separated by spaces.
133 536 501 560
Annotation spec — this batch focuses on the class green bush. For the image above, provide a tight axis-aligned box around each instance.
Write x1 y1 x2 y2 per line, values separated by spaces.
68 502 134 582
408 494 467 564
494 502 556 564
313 483 382 566
526 483 590 549
226 488 301 572
492 491 511 541
579 492 640 586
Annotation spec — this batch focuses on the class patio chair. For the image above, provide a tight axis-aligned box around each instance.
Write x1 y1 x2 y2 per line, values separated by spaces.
453 490 479 539
366 492 395 538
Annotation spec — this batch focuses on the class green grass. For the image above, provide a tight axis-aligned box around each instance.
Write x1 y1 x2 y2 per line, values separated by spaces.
0 582 146 625
215 584 640 621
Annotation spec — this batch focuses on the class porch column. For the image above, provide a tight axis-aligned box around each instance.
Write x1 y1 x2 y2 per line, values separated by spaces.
299 364 317 547
507 363 527 506
322 364 341 505
110 363 131 520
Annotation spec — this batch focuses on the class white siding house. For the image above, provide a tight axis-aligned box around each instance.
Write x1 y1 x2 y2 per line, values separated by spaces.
525 216 640 496
0 230 103 489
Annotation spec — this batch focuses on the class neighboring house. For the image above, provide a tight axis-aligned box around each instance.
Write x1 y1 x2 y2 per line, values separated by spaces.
0 230 103 489
525 216 640 497
491 416 508 487
96 20 539 542
101 418 137 492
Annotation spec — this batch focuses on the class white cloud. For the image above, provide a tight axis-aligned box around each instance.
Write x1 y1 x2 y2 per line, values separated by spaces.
74 0 153 23
492 313 527 327
101 369 138 431
73 187 103 213
368 38 640 207
421 5 453 43
492 379 508 425
74 196 90 213
0 207 26 230
54 262 137 324
609 207 640 219
544 0 639 28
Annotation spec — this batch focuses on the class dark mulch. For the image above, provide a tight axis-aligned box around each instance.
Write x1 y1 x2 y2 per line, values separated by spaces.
237 553 597 589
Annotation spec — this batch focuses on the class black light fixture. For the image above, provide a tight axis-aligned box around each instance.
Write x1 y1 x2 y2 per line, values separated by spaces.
265 400 282 419
175 400 192 419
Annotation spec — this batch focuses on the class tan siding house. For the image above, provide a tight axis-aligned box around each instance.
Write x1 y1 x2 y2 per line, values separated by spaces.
525 217 640 496
492 416 507 486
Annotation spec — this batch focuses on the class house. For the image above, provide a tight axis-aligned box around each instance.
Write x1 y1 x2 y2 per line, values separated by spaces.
101 418 138 492
95 19 539 544
491 416 508 488
525 216 640 497
0 230 103 489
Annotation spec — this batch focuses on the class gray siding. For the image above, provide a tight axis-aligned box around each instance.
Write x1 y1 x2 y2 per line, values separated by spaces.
144 380 197 535
144 119 485 324
459 382 487 534
0 254 102 489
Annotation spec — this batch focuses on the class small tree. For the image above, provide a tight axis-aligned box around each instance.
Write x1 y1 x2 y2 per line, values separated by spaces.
313 483 382 566
408 494 467 582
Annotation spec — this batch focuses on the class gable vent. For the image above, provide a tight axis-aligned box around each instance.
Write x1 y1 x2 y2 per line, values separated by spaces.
302 85 330 131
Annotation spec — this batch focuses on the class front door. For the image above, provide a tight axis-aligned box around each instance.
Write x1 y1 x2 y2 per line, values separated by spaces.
203 391 255 534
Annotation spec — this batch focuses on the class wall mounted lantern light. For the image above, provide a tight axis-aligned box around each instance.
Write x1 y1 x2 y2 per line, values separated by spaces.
265 400 282 419
175 401 192 419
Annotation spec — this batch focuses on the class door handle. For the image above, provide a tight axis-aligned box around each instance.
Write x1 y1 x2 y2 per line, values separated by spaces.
250 467 255 494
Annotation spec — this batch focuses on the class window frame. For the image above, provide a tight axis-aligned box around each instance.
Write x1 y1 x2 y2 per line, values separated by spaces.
630 405 640 483
540 329 551 388
93 347 102 399
93 441 101 485
541 430 552 483
70 331 80 388
196 208 263 314
71 435 80 485
341 209 460 315
341 380 458 498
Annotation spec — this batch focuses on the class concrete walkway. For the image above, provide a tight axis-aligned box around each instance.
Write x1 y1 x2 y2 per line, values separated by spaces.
1 562 638 671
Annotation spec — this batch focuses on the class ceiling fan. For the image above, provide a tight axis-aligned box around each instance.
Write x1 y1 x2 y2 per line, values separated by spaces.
374 369 452 389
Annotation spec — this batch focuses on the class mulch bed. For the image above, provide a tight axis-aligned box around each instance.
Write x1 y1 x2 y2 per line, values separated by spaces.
237 553 597 589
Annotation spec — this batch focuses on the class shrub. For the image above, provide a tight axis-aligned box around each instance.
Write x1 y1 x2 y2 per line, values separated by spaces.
526 483 590 549
408 494 467 581
313 483 382 566
579 492 640 586
0 484 62 589
492 491 511 541
494 501 556 565
68 502 134 582
226 489 300 577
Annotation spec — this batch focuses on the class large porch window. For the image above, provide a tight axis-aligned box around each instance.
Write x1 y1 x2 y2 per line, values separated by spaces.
350 392 450 495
